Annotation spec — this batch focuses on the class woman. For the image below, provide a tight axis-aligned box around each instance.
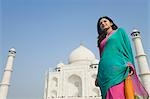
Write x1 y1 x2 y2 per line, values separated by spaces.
95 16 149 99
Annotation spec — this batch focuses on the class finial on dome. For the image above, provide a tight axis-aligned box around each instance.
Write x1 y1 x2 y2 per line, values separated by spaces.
80 41 84 46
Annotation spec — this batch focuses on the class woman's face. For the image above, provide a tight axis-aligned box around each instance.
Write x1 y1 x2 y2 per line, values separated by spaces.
99 18 113 31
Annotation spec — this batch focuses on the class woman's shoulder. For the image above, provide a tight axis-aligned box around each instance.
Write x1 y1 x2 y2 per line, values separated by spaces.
116 27 127 35
116 27 130 39
117 27 126 32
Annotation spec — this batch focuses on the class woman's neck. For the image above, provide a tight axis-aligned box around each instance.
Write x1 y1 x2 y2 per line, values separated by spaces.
106 28 113 34
106 28 114 36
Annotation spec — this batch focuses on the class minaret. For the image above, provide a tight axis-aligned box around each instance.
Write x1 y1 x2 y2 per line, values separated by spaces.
0 48 16 99
43 71 49 99
131 29 150 96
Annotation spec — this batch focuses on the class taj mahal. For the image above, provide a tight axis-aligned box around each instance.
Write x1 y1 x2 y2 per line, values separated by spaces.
0 29 150 99
43 44 100 99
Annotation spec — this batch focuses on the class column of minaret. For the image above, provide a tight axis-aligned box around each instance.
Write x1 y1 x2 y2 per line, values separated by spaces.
131 29 150 97
0 48 16 99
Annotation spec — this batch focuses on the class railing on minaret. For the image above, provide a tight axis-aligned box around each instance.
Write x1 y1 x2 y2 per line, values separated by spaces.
131 29 150 96
0 48 16 99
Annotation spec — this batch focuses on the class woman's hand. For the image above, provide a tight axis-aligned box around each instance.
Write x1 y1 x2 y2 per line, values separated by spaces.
128 67 134 76
127 63 134 76
128 70 133 76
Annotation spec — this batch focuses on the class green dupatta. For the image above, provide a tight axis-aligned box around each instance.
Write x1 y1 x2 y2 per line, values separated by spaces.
97 28 134 98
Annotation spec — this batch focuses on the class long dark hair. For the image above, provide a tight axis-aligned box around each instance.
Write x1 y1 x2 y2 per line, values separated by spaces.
97 16 118 46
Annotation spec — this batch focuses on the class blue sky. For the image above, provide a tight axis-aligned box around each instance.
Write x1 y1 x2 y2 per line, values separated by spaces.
0 0 150 99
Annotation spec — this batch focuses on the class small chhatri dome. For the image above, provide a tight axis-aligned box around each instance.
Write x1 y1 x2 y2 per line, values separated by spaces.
131 29 140 36
57 62 64 68
132 29 139 33
10 48 16 51
69 44 95 63
9 48 16 53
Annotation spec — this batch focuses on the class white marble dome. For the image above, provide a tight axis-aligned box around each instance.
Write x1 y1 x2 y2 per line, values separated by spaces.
69 44 96 63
